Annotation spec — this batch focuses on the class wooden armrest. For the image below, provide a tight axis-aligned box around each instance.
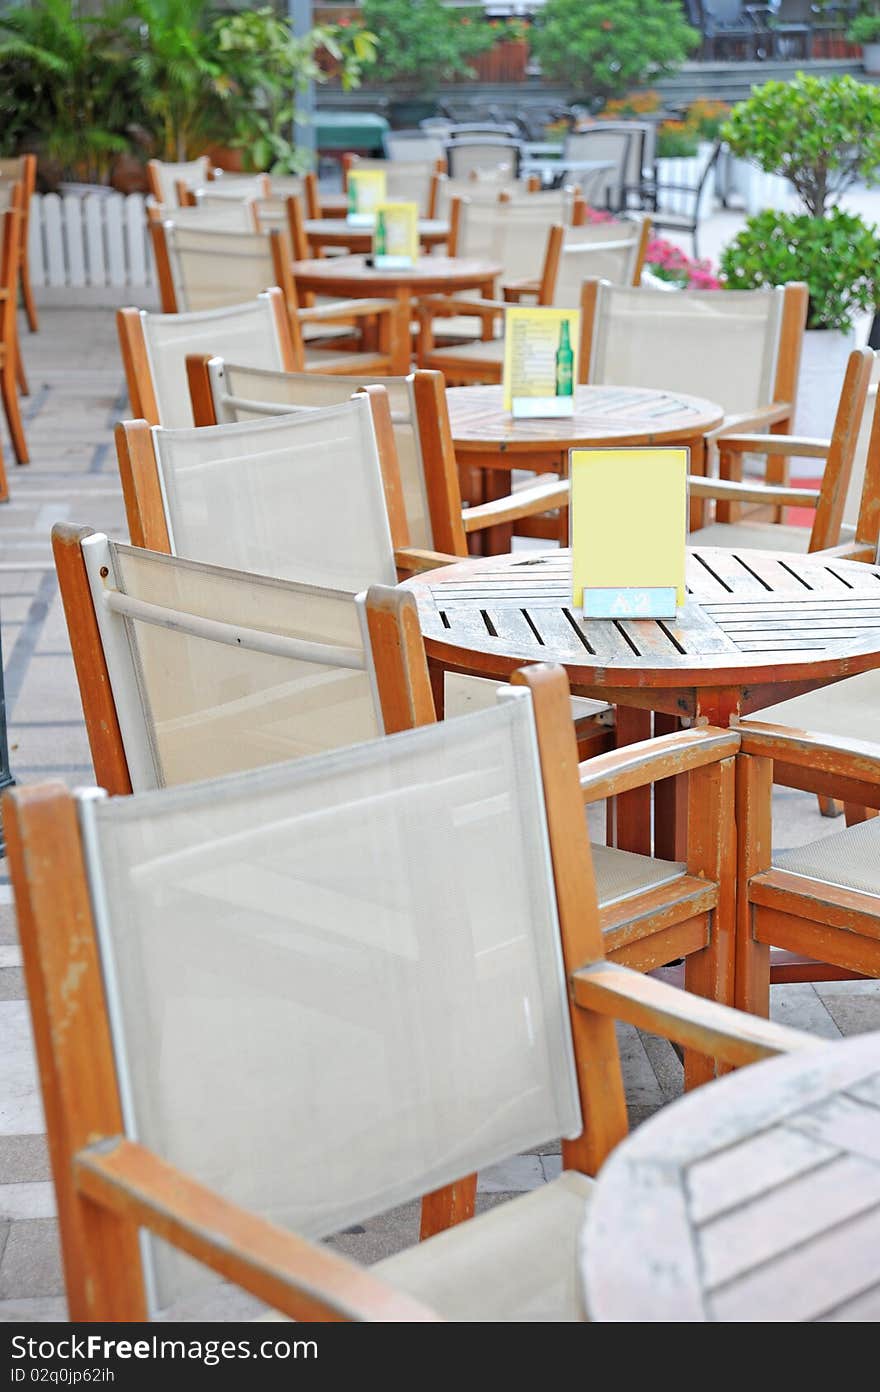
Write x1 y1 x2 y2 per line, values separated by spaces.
395 547 459 574
579 727 739 803
737 721 880 779
298 298 398 323
811 541 877 562
415 294 507 316
689 476 820 507
572 962 817 1066
712 433 829 459
75 1138 439 1323
463 479 570 532
706 403 793 441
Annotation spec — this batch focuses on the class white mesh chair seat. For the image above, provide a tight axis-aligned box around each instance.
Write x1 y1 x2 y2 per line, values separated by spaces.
687 521 812 553
426 338 505 369
83 536 381 790
590 844 685 909
210 363 433 550
80 694 583 1315
444 672 610 724
740 670 880 751
375 1171 593 1322
152 397 398 591
163 225 278 312
195 176 269 202
135 297 290 427
150 157 211 209
587 284 785 416
773 818 880 896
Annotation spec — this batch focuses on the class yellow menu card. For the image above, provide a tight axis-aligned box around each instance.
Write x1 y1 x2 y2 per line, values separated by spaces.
570 448 688 620
347 169 386 226
374 202 418 268
503 306 579 418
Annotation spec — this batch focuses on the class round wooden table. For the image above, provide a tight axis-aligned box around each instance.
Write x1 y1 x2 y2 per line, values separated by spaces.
402 546 880 857
304 218 450 254
580 1031 880 1322
446 384 725 551
291 255 501 374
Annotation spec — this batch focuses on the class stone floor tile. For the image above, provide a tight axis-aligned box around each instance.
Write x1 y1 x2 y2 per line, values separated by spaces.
0 1003 45 1137
0 1136 51 1185
478 1155 544 1194
0 1183 56 1222
770 982 842 1040
0 1219 64 1299
0 1296 68 1322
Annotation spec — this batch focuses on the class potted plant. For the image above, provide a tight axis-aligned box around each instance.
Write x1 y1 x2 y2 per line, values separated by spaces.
849 3 880 75
721 73 880 435
530 0 699 109
359 0 494 127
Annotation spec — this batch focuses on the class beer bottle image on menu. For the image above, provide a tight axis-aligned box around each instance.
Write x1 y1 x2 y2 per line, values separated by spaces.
374 209 386 257
555 319 574 396
348 179 358 218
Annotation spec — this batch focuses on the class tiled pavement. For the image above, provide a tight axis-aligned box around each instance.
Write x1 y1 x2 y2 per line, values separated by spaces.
0 304 879 1321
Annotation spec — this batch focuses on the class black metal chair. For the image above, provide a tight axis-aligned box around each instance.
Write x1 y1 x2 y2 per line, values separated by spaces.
645 141 723 259
699 0 762 57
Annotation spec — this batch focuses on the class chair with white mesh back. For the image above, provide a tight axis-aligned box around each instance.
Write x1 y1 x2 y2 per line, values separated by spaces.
146 156 212 209
148 222 402 376
445 138 522 180
383 128 446 162
4 658 813 1322
192 174 271 203
556 127 634 210
116 291 297 428
506 216 652 304
436 177 577 229
147 198 258 233
51 526 414 796
114 389 438 591
343 156 442 217
582 277 810 515
186 356 615 754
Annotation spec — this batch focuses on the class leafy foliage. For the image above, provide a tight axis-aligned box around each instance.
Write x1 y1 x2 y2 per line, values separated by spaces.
359 0 494 92
0 0 142 182
531 0 699 105
720 208 880 331
722 73 880 218
848 11 880 45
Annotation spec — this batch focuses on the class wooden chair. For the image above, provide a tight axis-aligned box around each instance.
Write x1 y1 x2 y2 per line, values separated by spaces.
688 347 874 552
117 291 297 428
736 723 880 1017
148 222 400 376
148 199 257 234
504 216 651 303
342 155 443 218
190 174 271 204
146 156 212 208
0 154 37 332
445 138 522 180
3 660 812 1321
434 175 574 225
581 277 809 443
51 526 397 794
0 200 28 488
115 389 443 588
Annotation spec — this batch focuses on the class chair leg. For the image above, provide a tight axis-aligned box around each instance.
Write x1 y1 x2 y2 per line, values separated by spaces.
0 432 8 502
844 803 878 827
819 795 844 818
735 753 772 1020
14 338 28 397
1 362 29 464
419 1174 477 1240
20 260 38 333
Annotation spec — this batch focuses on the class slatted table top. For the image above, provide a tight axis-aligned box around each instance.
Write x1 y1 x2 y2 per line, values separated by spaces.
291 254 501 294
304 218 449 248
581 1031 880 1322
402 547 880 719
446 384 724 453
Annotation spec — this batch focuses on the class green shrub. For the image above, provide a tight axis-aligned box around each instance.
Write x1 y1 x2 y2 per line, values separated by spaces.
722 72 880 218
531 0 699 106
849 13 880 45
720 208 880 332
360 0 494 93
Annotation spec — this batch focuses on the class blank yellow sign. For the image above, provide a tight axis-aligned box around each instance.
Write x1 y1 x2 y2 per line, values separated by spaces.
570 448 688 609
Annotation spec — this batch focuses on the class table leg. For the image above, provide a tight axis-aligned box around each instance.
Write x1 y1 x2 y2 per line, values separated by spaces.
389 289 412 374
611 706 652 855
482 467 515 555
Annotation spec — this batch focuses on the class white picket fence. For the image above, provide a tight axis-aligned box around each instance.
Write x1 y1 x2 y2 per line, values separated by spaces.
28 191 154 290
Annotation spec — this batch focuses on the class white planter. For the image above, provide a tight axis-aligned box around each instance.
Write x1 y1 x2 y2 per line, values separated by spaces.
795 328 855 456
863 43 880 75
